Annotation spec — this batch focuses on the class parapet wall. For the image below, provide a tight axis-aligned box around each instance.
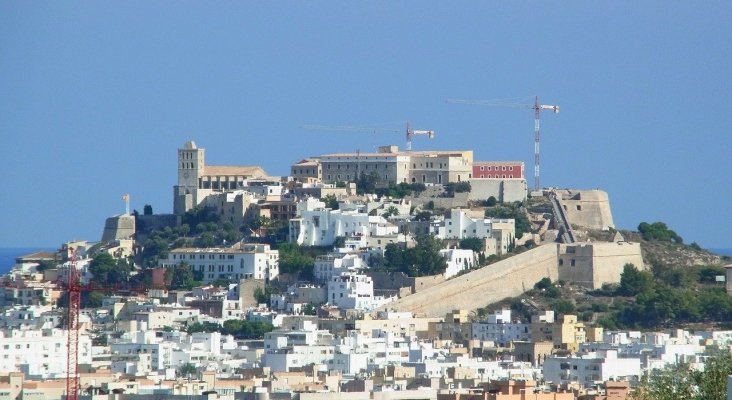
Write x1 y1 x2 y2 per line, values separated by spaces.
380 244 559 317
557 241 643 289
469 178 528 203
101 214 135 243
554 189 614 230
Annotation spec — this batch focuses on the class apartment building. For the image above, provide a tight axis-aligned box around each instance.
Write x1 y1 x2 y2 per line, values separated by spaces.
289 198 398 246
160 243 279 283
435 209 516 255
0 329 91 379
297 145 473 185
472 161 524 179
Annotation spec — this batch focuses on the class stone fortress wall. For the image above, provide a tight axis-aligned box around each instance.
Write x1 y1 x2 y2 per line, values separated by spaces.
553 189 614 230
382 240 643 317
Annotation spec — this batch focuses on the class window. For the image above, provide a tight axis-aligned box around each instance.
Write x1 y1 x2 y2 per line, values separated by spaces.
480 166 484 171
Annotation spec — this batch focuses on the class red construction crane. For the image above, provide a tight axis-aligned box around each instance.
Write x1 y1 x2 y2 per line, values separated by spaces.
65 248 81 400
447 96 559 190
301 121 435 151
62 248 155 400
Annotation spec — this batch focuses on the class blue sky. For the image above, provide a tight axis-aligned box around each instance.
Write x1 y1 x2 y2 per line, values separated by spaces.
0 2 730 249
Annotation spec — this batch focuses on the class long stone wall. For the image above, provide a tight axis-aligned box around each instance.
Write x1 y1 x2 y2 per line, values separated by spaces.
379 244 559 317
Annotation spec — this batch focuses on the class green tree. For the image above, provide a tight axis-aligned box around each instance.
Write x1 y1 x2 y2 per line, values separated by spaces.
382 235 447 277
534 277 552 290
444 181 472 196
82 291 105 308
165 262 196 290
617 264 653 296
414 210 432 221
486 196 498 207
638 221 683 244
551 299 575 315
459 238 484 253
633 351 732 400
382 206 399 218
302 303 317 315
276 243 315 278
143 204 153 215
485 202 532 239
177 363 197 378
356 172 380 194
323 194 339 210
253 284 279 304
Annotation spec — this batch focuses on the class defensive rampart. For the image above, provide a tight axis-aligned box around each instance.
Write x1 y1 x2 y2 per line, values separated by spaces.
380 244 558 317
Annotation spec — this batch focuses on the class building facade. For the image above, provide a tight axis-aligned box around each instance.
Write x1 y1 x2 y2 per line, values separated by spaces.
472 161 524 179
173 141 270 214
160 243 279 283
289 198 398 247
302 146 473 186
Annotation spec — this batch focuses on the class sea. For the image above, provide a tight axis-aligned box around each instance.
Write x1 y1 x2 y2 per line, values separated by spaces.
710 248 732 257
0 247 55 276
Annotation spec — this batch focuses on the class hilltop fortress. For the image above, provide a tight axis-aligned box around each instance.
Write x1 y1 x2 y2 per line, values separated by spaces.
162 141 640 317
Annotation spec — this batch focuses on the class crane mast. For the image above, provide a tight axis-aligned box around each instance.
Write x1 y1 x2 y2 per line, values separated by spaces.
66 248 81 400
302 122 435 151
447 96 559 190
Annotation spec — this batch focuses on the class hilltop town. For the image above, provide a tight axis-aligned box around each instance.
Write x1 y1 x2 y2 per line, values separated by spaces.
1 140 731 400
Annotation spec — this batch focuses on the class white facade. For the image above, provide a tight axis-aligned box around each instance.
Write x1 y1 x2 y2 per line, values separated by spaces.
161 243 279 283
439 248 475 278
470 309 530 347
289 198 398 246
435 209 516 255
0 328 91 379
314 253 368 282
262 321 337 372
543 350 641 386
328 274 375 311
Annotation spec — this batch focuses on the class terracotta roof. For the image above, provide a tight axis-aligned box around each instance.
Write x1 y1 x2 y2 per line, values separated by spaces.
17 251 56 261
203 165 268 177
473 161 524 165
321 150 471 158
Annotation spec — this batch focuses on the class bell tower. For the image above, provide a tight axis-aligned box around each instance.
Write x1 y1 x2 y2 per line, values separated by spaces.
174 141 205 214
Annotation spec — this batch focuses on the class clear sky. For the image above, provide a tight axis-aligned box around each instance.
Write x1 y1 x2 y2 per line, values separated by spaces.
1 2 730 249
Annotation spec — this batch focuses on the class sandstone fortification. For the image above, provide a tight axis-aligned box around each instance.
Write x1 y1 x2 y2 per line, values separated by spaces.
552 189 614 230
382 240 643 317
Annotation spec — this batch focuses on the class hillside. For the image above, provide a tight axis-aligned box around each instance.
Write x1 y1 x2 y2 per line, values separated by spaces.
476 233 731 330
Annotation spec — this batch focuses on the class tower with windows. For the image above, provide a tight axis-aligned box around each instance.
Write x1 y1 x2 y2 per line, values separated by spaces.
174 141 205 214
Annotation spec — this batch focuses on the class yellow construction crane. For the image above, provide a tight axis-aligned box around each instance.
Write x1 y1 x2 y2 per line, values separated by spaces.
301 121 435 151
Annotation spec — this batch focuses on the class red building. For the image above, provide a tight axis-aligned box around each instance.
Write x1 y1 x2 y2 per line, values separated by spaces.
472 161 524 179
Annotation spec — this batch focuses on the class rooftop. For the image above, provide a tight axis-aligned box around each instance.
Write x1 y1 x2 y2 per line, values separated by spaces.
202 165 268 177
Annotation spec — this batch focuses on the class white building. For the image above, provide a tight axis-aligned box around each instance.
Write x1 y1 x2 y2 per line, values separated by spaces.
289 198 398 246
471 309 530 347
161 243 279 283
110 331 176 373
262 320 337 372
435 209 516 255
0 328 91 379
328 274 375 311
439 248 475 278
314 253 368 282
543 350 641 387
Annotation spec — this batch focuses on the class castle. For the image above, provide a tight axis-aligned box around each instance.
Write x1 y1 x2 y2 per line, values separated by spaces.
173 141 270 214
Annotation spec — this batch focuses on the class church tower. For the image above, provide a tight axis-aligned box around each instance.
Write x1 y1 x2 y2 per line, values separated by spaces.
174 141 205 214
